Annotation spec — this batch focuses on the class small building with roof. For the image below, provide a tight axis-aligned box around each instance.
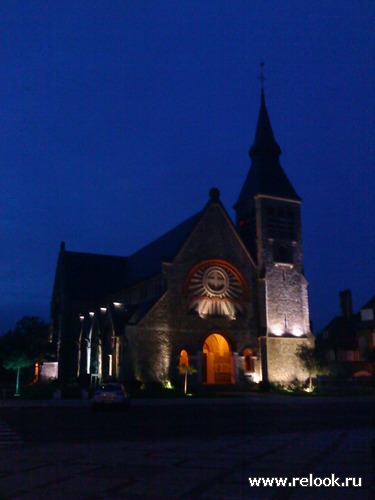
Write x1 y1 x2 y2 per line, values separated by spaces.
316 290 375 377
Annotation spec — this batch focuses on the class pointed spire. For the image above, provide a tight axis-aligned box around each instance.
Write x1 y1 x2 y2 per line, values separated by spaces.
249 88 281 158
235 86 301 207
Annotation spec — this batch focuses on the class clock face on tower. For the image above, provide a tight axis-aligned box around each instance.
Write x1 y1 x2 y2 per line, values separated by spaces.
185 261 245 320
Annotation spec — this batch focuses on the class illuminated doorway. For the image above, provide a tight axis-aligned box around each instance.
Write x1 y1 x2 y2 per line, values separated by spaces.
202 334 233 384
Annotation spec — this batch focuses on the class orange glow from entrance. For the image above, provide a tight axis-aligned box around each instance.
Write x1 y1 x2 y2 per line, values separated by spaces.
204 334 230 356
203 333 233 384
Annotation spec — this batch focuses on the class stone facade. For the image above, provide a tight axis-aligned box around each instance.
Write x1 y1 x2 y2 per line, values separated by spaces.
265 337 313 383
121 200 259 385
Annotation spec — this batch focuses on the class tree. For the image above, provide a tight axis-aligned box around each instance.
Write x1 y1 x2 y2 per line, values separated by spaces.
0 316 50 395
295 344 319 392
178 363 197 395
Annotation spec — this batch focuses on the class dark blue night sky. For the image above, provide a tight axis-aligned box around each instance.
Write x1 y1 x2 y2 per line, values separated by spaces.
1 1 374 333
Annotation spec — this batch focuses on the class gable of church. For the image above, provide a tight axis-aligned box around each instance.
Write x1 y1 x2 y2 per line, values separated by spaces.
135 190 257 327
120 191 260 385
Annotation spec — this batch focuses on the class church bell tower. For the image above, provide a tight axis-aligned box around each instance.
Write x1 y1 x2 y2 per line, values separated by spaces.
234 87 313 383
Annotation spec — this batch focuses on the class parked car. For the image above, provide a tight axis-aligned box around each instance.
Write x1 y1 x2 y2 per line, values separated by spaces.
92 383 130 409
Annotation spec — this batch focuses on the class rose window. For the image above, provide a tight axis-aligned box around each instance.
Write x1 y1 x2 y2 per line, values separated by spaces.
186 263 245 319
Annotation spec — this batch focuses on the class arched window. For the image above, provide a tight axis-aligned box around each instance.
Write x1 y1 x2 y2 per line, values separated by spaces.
243 348 254 373
184 260 248 320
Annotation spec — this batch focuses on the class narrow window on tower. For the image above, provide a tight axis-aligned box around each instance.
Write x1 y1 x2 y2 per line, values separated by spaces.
266 207 277 238
273 243 293 264
267 207 296 240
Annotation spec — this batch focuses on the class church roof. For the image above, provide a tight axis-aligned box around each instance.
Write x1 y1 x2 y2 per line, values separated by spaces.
124 209 203 287
318 315 359 350
62 251 128 302
59 209 203 304
235 90 301 206
127 298 160 325
317 291 375 350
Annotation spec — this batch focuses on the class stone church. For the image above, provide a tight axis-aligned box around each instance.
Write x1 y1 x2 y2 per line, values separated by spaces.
51 89 313 388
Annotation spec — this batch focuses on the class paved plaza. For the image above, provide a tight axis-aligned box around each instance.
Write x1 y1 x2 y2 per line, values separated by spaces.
0 398 374 498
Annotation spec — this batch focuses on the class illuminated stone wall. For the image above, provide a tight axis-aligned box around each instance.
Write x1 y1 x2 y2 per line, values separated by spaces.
255 196 313 383
166 200 259 380
266 337 313 383
122 199 260 385
265 266 310 337
123 296 173 385
122 196 314 386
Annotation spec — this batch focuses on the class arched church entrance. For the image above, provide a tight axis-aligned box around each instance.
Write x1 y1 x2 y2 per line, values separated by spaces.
202 333 234 384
